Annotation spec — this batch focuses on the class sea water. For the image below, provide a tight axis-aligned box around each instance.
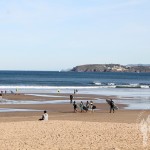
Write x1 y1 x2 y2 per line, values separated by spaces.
0 71 150 110
0 71 150 97
0 71 150 87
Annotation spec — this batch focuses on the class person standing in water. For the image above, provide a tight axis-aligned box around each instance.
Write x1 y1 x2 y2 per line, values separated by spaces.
16 88 18 95
70 94 73 103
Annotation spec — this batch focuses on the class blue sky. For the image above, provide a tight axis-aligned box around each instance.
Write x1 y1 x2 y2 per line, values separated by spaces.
0 0 150 71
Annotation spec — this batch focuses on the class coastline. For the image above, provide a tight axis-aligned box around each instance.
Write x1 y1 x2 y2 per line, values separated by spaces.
0 93 150 149
0 93 150 123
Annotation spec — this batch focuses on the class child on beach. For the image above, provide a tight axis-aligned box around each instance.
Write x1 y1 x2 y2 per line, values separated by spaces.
39 110 48 121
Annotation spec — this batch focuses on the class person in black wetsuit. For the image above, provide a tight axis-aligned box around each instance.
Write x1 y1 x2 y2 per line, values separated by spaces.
110 99 115 113
70 94 73 103
73 101 77 112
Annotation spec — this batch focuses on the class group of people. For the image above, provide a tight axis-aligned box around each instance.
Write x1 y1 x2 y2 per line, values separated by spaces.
72 99 116 113
70 94 116 113
73 100 96 113
39 97 116 121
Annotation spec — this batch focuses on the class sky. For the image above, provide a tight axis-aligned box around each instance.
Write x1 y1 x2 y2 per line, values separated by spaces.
0 0 150 71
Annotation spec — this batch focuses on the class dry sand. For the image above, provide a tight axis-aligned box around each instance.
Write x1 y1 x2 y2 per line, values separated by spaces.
0 120 149 150
0 93 150 150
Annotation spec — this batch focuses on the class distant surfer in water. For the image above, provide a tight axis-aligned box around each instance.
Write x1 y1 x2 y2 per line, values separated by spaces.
70 94 73 103
110 99 115 113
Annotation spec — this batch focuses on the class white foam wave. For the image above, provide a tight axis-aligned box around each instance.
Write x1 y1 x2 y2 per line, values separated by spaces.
0 84 149 90
129 83 140 86
140 85 149 88
93 82 102 85
25 94 67 98
108 83 116 86
0 85 100 89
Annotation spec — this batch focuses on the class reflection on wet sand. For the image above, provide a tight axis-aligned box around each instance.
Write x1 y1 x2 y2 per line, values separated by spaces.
0 93 150 111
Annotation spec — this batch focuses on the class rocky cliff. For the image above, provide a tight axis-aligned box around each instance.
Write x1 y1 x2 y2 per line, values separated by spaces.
70 64 150 72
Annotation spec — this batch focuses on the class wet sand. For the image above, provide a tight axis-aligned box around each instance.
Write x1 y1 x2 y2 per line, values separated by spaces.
0 93 150 149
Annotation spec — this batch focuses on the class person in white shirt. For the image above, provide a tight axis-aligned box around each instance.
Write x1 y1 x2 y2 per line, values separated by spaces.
39 110 48 121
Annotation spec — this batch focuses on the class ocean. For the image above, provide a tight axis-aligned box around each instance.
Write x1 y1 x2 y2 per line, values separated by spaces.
0 70 150 98
0 71 150 110
0 71 150 88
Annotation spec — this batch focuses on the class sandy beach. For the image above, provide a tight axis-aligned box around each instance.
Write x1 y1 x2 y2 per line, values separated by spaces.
0 120 149 150
0 93 150 150
1 0 150 148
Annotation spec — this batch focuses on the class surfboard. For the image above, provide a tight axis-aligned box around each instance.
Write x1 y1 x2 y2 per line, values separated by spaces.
92 105 96 109
83 106 88 111
106 99 118 110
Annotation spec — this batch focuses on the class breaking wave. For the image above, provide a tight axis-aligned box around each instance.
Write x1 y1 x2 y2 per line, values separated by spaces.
91 82 150 88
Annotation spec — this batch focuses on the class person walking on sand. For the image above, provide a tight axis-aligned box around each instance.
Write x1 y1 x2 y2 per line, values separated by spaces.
86 101 90 112
39 110 48 121
90 101 96 112
110 99 115 113
80 101 84 112
90 101 93 111
70 94 73 104
73 101 77 112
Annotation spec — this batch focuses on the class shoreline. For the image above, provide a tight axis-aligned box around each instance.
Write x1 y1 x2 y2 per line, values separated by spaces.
0 93 149 123
0 93 150 149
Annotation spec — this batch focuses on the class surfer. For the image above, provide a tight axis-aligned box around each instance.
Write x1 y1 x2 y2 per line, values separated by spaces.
110 99 115 113
80 101 84 112
90 101 95 112
73 101 77 112
70 94 73 103
86 101 89 111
